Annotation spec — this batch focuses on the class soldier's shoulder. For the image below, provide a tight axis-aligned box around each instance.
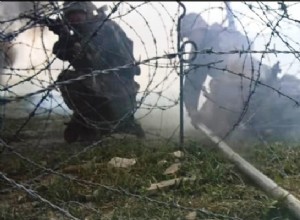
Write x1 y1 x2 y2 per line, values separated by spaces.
90 18 121 32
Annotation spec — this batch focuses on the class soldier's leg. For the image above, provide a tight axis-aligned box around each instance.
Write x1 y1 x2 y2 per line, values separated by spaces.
57 70 79 143
64 113 100 143
127 118 145 138
77 119 99 142
57 70 83 111
124 81 145 138
115 94 145 138
93 75 145 138
57 70 97 142
64 114 82 143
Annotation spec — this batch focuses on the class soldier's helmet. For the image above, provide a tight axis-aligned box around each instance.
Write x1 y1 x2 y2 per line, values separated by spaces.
62 1 97 18
180 13 208 39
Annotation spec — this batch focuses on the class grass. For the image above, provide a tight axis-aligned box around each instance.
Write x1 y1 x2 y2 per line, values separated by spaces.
0 117 300 219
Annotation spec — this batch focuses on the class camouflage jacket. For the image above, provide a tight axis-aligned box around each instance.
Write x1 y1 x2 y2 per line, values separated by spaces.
52 15 140 80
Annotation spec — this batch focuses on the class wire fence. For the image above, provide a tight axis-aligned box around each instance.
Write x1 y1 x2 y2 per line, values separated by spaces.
1 1 300 219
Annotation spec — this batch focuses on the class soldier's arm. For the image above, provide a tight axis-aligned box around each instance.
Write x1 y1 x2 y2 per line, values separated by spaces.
183 66 207 117
108 20 141 76
52 35 76 61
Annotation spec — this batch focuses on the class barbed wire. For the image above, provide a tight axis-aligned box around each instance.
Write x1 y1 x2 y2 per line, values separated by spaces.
0 137 240 220
2 48 300 104
1 1 300 219
0 171 80 220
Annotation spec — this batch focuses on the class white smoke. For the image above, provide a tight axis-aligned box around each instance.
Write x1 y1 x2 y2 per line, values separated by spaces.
0 2 66 118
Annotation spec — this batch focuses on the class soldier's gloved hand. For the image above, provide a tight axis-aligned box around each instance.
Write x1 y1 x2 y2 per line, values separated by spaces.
59 25 71 36
72 42 83 58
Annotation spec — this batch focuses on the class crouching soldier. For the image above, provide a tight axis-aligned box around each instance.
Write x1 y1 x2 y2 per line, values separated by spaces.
48 1 144 142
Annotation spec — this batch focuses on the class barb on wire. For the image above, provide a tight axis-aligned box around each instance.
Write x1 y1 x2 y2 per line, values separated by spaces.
0 137 240 220
0 171 80 220
1 2 300 219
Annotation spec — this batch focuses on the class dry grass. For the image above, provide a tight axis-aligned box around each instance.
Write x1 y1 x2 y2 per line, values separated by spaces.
0 117 299 219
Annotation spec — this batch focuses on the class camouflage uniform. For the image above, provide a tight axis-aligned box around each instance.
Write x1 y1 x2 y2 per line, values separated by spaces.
181 13 282 139
53 2 144 143
181 13 253 137
181 14 230 130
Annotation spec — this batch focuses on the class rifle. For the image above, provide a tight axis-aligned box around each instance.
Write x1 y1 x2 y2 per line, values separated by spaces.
23 8 138 76
26 4 108 35
45 18 69 37
21 13 69 37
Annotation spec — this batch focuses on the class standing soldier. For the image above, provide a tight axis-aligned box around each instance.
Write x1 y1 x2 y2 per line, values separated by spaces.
181 11 281 139
180 12 247 133
48 1 144 142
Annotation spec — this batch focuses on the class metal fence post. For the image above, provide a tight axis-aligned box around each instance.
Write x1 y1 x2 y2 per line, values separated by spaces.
177 2 186 147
